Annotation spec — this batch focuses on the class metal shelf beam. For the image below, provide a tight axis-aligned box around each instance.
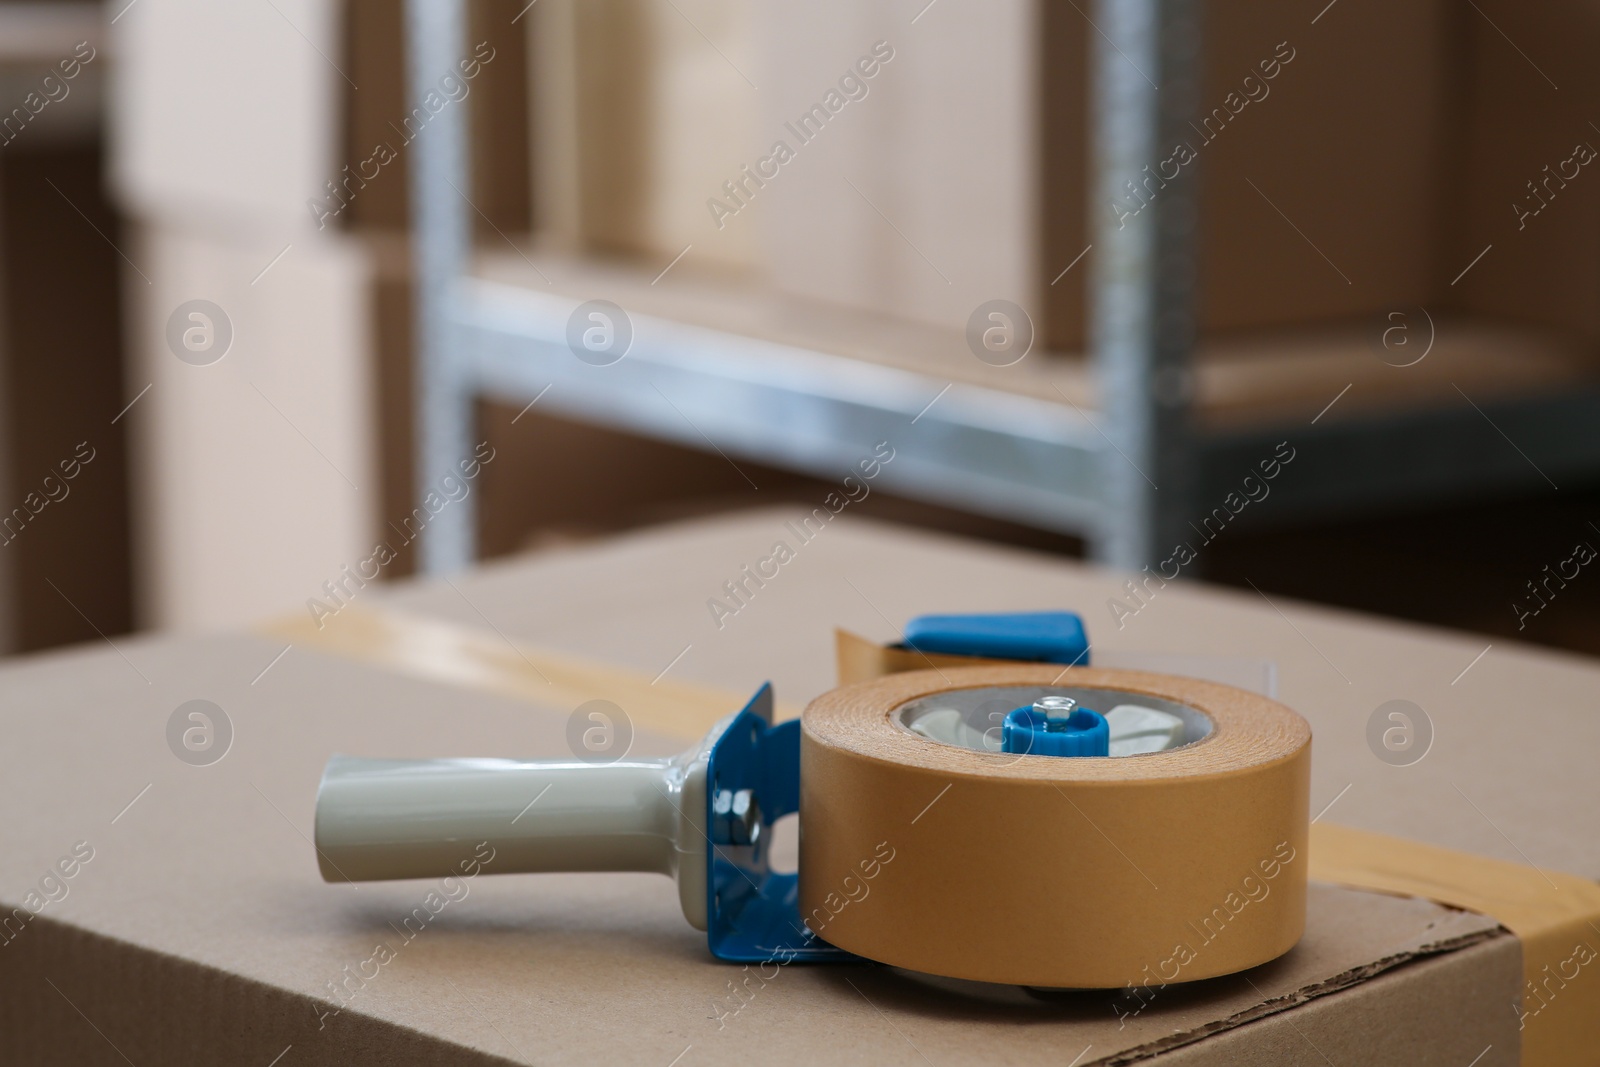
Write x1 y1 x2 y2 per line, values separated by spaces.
404 0 1600 576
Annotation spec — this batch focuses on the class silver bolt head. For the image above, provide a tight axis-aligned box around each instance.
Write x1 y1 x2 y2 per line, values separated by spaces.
1034 695 1077 720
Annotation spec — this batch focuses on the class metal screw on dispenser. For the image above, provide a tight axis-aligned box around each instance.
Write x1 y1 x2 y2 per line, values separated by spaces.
1035 695 1077 720
713 788 760 846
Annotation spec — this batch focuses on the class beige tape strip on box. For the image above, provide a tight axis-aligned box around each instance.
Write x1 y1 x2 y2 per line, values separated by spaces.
262 605 799 741
1311 822 1600 1067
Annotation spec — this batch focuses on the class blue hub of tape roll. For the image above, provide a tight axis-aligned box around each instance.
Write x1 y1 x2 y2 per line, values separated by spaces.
1001 704 1110 757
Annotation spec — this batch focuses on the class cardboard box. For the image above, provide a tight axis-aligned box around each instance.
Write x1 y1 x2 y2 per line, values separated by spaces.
5 510 1593 1063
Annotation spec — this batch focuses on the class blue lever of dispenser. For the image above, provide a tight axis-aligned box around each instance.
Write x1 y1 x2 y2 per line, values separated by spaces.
902 611 1089 666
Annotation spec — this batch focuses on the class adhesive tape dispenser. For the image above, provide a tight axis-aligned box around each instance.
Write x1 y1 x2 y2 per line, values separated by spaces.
314 612 1311 988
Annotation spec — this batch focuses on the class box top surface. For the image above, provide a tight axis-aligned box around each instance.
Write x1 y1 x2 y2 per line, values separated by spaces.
2 509 1576 1063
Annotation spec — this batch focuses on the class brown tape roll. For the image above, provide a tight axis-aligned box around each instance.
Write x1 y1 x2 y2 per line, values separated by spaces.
799 665 1311 988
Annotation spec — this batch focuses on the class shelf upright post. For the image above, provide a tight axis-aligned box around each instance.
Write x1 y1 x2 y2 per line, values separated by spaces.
1088 0 1201 573
406 0 476 573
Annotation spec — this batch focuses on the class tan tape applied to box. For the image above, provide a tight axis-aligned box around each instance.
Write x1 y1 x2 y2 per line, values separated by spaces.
262 605 799 739
1312 823 1600 1067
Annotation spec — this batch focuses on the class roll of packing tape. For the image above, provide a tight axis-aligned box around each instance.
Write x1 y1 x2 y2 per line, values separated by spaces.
799 665 1311 987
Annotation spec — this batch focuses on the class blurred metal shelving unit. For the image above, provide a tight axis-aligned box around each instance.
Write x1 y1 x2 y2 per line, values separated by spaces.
405 0 1600 575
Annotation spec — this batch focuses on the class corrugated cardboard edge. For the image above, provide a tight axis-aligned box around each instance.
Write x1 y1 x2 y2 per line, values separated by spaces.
1100 913 1505 1065
1147 934 1521 1066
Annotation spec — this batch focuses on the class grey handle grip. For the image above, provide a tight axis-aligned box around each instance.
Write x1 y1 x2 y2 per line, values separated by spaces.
313 753 711 928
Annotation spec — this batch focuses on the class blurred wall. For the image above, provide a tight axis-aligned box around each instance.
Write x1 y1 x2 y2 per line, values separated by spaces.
756 0 1038 332
109 0 377 629
0 3 131 653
